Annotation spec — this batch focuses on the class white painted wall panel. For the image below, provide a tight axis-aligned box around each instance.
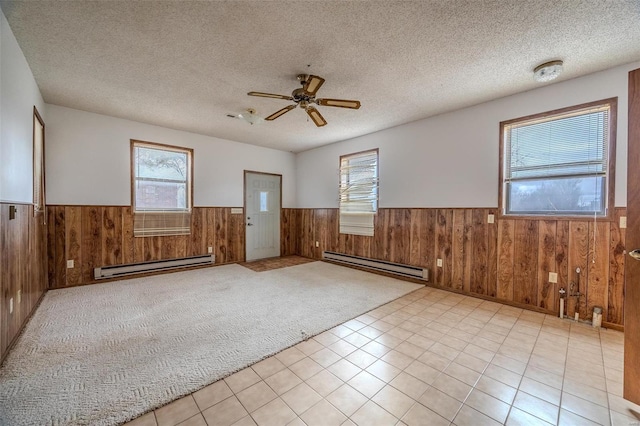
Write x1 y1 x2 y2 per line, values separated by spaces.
0 11 46 202
45 105 297 207
296 61 639 208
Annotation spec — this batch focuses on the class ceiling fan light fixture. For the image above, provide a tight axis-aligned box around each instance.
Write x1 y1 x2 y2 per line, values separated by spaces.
533 60 563 82
238 108 264 125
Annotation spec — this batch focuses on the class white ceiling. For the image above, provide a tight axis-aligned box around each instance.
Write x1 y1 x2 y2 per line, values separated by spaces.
2 1 640 153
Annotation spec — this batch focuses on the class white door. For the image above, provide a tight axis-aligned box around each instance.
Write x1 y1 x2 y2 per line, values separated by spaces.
245 172 281 261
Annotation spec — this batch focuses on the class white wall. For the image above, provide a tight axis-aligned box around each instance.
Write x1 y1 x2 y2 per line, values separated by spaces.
296 61 640 209
0 10 46 202
45 105 297 208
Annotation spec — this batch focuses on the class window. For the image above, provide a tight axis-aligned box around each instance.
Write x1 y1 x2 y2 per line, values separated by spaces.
500 98 616 217
33 107 45 216
131 140 193 236
339 149 379 236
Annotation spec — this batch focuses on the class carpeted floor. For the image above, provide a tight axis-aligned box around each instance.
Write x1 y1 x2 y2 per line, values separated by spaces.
0 261 422 425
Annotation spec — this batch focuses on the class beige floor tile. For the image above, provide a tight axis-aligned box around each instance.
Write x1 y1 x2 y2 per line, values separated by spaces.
327 359 362 381
558 408 599 426
428 342 460 361
431 372 472 402
326 384 368 416
225 368 262 393
359 326 385 339
231 416 257 426
512 391 559 424
236 381 277 413
264 368 303 395
314 331 342 347
381 349 415 370
281 382 323 415
344 319 367 331
386 326 414 340
560 392 611 425
443 362 481 386
125 412 157 426
346 349 378 369
328 340 358 357
176 414 207 426
155 396 200 426
492 353 528 375
351 401 398 426
252 357 287 380
300 399 347 426
289 357 324 380
371 385 416 419
401 402 450 426
250 397 297 426
417 350 451 372
275 347 307 367
389 372 429 400
418 386 463 421
454 351 489 373
394 341 426 359
506 407 554 425
440 335 468 351
465 388 510 423
193 380 234 411
305 369 343 397
453 404 503 426
202 396 248 426
404 360 439 385
483 363 523 388
405 334 435 351
361 340 392 357
343 332 372 348
375 333 405 349
330 324 355 338
523 365 563 390
609 409 640 426
295 339 324 356
475 375 517 405
366 359 402 382
309 347 342 367
285 418 306 426
563 378 608 407
348 370 386 398
519 377 561 406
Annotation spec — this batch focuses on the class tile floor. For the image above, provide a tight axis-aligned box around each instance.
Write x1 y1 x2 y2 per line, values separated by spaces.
240 255 315 272
124 285 640 426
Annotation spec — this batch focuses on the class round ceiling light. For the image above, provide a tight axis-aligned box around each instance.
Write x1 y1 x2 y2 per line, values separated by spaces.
533 60 563 82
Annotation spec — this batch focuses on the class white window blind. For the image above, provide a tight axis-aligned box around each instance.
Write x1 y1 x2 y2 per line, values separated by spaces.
503 103 611 216
339 150 378 236
132 141 192 237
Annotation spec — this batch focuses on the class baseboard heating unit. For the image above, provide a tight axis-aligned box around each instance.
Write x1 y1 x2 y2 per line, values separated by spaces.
94 254 215 279
323 251 428 281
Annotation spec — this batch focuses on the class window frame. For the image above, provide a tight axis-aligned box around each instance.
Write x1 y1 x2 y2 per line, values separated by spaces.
339 148 379 214
33 106 46 217
498 98 617 221
130 139 194 213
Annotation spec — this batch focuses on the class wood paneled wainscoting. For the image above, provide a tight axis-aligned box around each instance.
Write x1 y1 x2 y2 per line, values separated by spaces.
1 202 48 363
283 208 627 328
46 206 259 288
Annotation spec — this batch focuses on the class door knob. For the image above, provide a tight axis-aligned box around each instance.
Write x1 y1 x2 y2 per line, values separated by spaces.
247 223 253 226
630 249 640 261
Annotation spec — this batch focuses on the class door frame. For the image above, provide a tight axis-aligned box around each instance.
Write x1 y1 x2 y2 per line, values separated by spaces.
243 170 283 261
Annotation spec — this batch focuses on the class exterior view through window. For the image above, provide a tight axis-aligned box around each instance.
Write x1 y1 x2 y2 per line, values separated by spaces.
339 149 379 236
131 140 193 236
501 98 616 217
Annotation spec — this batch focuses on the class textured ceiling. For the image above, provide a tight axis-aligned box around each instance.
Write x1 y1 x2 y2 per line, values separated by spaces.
2 1 640 153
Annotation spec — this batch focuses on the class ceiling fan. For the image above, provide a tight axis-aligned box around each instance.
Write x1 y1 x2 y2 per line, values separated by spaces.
248 74 361 127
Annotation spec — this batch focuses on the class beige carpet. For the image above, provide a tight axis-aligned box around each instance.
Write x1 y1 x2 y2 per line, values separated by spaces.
0 261 422 425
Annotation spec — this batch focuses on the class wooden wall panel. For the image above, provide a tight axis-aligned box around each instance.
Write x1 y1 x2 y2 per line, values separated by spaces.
568 221 589 318
1 203 48 363
288 207 627 326
46 206 256 288
587 221 610 320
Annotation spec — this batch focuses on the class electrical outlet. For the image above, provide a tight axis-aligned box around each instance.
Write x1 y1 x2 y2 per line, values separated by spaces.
207 247 213 254
620 216 627 229
488 214 495 224
17 289 21 304
437 259 443 267
315 241 319 248
549 272 558 283
67 259 74 268
9 298 13 314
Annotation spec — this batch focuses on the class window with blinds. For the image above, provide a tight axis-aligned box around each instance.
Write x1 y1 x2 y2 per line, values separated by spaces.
131 140 193 237
501 99 616 217
339 149 379 236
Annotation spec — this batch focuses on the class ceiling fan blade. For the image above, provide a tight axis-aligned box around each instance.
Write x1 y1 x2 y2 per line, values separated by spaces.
306 106 327 127
303 75 325 96
316 98 361 109
248 91 293 101
265 105 296 121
